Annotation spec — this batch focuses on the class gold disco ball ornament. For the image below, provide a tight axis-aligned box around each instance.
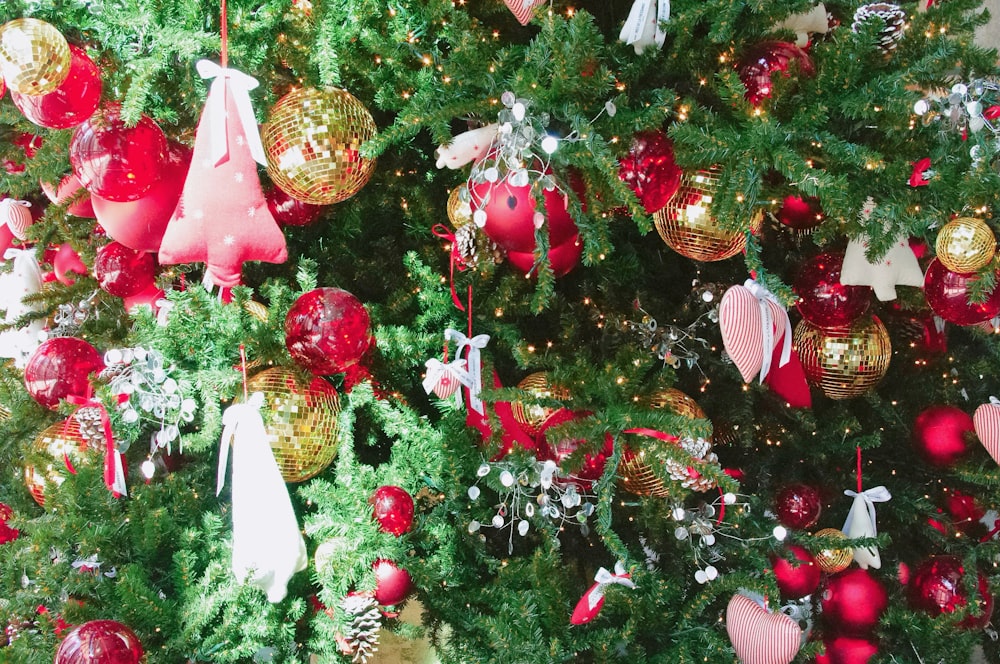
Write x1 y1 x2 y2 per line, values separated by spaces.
262 87 377 205
247 367 341 482
793 315 891 400
813 528 854 574
25 416 101 507
510 372 570 436
0 18 71 95
935 217 996 274
653 168 762 262
447 185 473 229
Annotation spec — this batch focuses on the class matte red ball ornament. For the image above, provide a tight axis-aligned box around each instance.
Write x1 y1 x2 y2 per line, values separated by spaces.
924 258 1000 326
52 242 88 285
372 559 413 606
370 485 415 536
54 619 144 664
908 555 993 629
11 44 101 129
737 41 815 105
617 130 683 214
266 185 328 227
816 635 879 664
285 287 372 376
775 483 822 530
95 241 157 297
776 195 823 231
821 568 889 636
795 252 870 327
772 544 821 599
505 235 583 278
24 337 104 409
70 104 168 202
912 405 973 467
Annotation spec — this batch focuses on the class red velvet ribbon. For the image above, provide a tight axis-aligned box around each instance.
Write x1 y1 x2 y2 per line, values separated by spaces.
66 395 124 498
431 224 468 312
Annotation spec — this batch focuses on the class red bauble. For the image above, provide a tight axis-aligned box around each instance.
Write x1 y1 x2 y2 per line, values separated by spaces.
908 555 993 629
0 502 19 545
24 337 104 409
95 241 157 297
821 568 888 636
2 133 42 174
816 635 879 664
944 490 987 538
54 620 144 664
775 483 822 530
92 141 192 253
285 287 372 375
11 45 101 129
372 559 413 606
122 283 167 316
70 104 167 202
617 130 683 214
776 195 824 231
539 410 614 488
737 41 815 105
41 173 96 218
771 544 821 599
370 485 415 536
912 405 973 467
923 258 1000 326
266 185 327 227
795 252 870 327
471 170 579 255
506 234 583 278
51 243 88 285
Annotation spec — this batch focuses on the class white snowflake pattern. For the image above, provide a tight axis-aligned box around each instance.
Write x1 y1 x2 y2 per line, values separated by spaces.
193 209 205 220
236 135 246 147
223 234 236 246
234 172 244 184
247 207 256 218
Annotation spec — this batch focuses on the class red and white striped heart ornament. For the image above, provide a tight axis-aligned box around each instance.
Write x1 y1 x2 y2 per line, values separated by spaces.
504 0 546 25
973 397 1000 465
725 593 802 664
720 280 791 384
0 199 33 241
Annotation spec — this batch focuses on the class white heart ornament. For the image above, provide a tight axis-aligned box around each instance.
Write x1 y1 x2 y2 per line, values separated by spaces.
725 593 802 664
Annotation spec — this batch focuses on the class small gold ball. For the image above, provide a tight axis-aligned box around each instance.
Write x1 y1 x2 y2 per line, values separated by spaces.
935 217 996 274
813 528 853 573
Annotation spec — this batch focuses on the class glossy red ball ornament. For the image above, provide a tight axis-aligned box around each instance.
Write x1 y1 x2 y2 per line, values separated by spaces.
95 241 157 297
772 544 821 599
775 483 822 530
24 337 104 409
11 44 101 129
505 234 583 278
285 287 372 376
795 252 870 327
54 619 143 664
266 185 328 227
912 405 974 467
816 635 879 664
737 41 815 105
944 490 987 538
51 242 88 285
41 173 96 218
909 555 993 629
923 258 1000 326
776 195 824 231
539 409 614 488
0 503 19 545
70 103 167 202
372 559 413 606
617 130 683 214
370 485 415 536
822 568 888 636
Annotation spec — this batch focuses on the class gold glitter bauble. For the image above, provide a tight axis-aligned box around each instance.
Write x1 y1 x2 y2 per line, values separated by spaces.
935 217 996 274
447 185 473 229
649 388 706 421
247 367 341 482
0 19 71 95
262 87 377 205
510 372 570 436
813 528 854 573
793 316 891 400
243 300 269 322
654 168 763 262
25 417 99 507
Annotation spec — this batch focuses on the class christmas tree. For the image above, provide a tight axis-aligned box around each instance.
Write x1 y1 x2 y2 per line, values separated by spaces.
1 0 1000 662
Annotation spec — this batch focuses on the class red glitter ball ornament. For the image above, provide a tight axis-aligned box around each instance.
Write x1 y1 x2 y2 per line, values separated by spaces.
0 503 19 545
816 635 879 664
775 483 822 530
908 555 993 629
771 544 821 599
776 195 823 231
794 252 870 327
11 44 101 129
912 405 974 467
54 620 143 664
821 568 888 636
24 337 104 409
737 41 815 105
94 241 157 297
617 130 683 214
923 258 1000 326
285 287 372 376
372 559 413 606
266 185 328 227
370 485 415 536
538 409 614 489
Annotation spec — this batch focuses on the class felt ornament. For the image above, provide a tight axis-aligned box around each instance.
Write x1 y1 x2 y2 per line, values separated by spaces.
0 248 44 367
773 4 829 47
423 358 470 400
158 60 286 288
444 327 489 414
719 279 791 384
50 243 88 285
217 393 307 602
0 198 33 240
619 0 670 54
840 234 924 302
763 343 812 408
973 397 1000 465
570 561 636 625
435 124 498 170
504 0 546 25
842 485 890 570
725 592 802 664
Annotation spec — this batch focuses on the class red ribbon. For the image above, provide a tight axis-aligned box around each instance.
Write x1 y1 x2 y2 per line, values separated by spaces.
909 157 931 187
66 396 124 498
431 224 468 312
984 105 1000 121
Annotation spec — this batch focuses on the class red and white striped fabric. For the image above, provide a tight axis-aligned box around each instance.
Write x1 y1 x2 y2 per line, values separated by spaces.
0 199 33 241
720 281 789 384
974 397 1000 465
504 0 546 25
725 593 802 664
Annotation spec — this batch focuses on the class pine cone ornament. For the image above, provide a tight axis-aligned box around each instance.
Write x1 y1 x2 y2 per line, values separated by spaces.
338 592 382 663
454 223 504 267
664 437 719 492
852 3 907 53
73 406 108 449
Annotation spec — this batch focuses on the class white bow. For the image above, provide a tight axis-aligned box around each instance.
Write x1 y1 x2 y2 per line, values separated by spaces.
423 357 472 406
586 561 636 610
619 0 669 54
196 60 267 167
743 279 792 383
444 328 490 415
989 396 1000 407
842 486 891 569
217 392 265 495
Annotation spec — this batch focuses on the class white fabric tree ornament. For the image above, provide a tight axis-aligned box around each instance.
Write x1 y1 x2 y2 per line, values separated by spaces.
217 393 307 602
842 486 891 569
0 248 44 367
840 234 924 301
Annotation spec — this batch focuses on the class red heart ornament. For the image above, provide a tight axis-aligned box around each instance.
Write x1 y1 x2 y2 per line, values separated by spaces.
725 593 801 664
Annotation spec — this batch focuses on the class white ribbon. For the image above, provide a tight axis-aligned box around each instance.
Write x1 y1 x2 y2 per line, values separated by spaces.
217 392 266 495
444 328 490 415
990 396 1000 407
619 0 669 54
743 279 792 383
423 358 472 407
586 561 636 610
842 486 891 569
196 60 267 167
